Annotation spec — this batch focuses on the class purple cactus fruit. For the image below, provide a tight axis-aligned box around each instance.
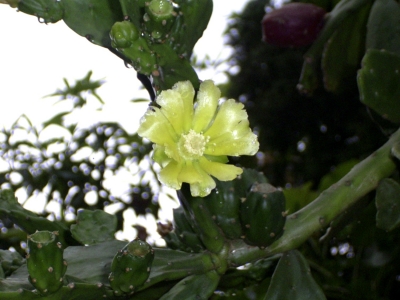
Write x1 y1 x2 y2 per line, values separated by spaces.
262 3 326 47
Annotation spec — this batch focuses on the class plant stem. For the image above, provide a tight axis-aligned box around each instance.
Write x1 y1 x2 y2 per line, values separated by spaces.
229 127 400 266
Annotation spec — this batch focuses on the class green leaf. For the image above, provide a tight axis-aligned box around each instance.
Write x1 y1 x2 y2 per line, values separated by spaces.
366 0 400 56
264 250 326 300
357 49 400 122
375 178 400 231
70 209 117 245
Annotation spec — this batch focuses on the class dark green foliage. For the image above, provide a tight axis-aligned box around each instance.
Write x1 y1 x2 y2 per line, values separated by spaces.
375 178 400 231
366 0 400 56
0 250 24 278
225 0 385 188
322 1 371 93
159 270 220 300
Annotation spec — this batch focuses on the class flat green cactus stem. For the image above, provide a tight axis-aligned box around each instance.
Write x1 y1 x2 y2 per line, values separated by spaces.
70 209 117 245
159 270 220 300
264 250 326 299
26 231 67 295
357 49 400 123
18 0 63 23
109 239 154 295
0 189 71 247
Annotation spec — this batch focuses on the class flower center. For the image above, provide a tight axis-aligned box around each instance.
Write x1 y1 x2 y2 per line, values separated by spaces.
179 129 209 160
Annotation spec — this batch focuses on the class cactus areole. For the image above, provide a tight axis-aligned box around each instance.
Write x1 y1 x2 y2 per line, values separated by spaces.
262 3 326 47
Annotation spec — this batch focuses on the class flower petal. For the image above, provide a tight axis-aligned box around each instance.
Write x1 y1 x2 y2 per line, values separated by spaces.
199 156 243 181
138 107 178 144
205 130 259 156
190 162 217 197
172 81 195 132
204 99 248 139
152 145 171 166
158 160 182 190
177 161 204 184
192 80 221 133
156 89 186 135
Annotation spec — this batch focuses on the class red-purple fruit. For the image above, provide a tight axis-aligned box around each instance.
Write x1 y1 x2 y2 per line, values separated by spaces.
262 3 326 47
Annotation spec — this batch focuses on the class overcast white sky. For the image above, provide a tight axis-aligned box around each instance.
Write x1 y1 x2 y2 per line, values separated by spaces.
0 1 247 131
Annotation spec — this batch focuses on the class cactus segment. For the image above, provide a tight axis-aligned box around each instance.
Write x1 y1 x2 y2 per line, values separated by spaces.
26 231 67 295
70 209 117 245
322 2 371 93
366 0 400 56
179 184 225 254
240 183 286 248
168 0 213 58
17 0 63 23
62 0 123 47
119 0 145 29
0 190 71 246
169 205 205 252
357 49 400 123
264 250 326 300
375 178 400 231
109 239 154 295
144 0 175 42
151 43 199 90
159 270 220 300
203 169 268 240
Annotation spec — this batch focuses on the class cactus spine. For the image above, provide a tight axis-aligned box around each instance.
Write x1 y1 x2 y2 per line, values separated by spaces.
26 230 67 295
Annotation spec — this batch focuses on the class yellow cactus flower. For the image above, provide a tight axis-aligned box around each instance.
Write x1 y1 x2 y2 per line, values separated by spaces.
138 80 259 197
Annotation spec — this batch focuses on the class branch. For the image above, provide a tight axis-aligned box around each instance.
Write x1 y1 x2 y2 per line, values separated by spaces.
229 127 400 266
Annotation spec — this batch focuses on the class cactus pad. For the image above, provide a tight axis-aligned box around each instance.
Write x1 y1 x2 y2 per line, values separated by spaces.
26 231 67 295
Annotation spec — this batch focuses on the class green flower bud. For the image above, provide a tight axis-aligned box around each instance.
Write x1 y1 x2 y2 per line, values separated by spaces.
110 21 140 49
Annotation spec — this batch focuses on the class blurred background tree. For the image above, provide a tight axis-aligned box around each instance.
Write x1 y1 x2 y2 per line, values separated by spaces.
0 71 169 253
222 0 400 299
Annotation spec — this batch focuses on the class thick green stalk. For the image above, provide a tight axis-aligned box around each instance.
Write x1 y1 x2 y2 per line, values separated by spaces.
229 127 400 266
